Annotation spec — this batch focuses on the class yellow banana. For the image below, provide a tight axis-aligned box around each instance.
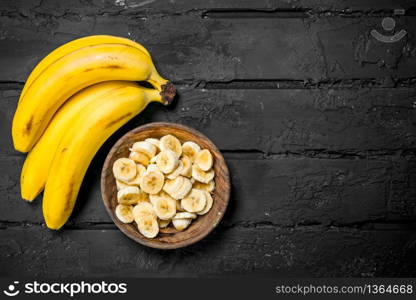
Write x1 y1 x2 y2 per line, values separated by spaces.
20 81 128 201
13 42 173 153
19 35 151 101
42 81 174 230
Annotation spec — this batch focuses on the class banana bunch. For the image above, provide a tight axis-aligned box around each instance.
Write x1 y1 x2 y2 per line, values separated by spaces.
112 134 215 238
14 35 176 230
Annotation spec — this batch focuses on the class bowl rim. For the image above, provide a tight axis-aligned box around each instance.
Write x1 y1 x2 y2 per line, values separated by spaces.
101 122 230 249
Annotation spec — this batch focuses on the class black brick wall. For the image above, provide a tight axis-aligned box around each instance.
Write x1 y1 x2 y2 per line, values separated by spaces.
0 0 415 277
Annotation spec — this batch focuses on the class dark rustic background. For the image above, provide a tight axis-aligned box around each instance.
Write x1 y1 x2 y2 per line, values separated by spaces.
1 0 416 277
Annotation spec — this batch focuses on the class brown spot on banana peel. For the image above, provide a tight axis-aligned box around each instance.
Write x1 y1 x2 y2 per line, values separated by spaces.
83 65 123 72
106 55 118 61
24 116 33 135
160 83 176 105
104 112 133 129
63 179 74 215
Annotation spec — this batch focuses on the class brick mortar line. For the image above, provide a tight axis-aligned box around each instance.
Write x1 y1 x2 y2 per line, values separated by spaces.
198 78 416 89
203 8 416 18
2 78 416 91
1 7 416 19
222 148 416 160
2 148 416 161
0 220 415 231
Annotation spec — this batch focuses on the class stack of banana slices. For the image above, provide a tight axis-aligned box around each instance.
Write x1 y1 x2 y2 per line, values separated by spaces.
113 134 215 238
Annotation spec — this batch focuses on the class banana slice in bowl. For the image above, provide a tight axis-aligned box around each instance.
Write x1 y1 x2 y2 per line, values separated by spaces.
101 122 230 249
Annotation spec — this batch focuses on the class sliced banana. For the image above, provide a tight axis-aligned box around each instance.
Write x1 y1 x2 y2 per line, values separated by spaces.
170 177 192 200
193 180 215 193
129 151 150 166
181 188 207 213
180 156 192 177
116 179 131 191
153 196 176 220
126 174 141 186
150 153 159 163
195 149 213 171
145 138 160 152
172 218 192 231
173 212 197 220
182 141 201 162
140 170 165 194
137 189 150 203
160 134 182 157
176 200 184 212
128 164 147 185
156 149 178 174
158 218 170 228
132 201 156 221
137 163 147 175
117 186 141 205
166 161 184 180
149 190 174 205
113 158 137 182
197 191 213 215
163 176 185 196
112 134 218 238
137 215 159 238
147 163 161 173
115 204 134 223
192 164 215 183
130 141 157 158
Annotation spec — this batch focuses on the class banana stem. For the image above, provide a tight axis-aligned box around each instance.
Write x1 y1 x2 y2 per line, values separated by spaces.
159 82 176 105
147 69 168 91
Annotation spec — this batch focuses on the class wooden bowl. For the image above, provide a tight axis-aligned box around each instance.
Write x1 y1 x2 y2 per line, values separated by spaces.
101 122 230 249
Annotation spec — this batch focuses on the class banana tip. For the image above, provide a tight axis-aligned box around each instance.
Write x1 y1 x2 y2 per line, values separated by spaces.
22 196 36 202
13 143 28 153
45 221 63 230
160 83 176 106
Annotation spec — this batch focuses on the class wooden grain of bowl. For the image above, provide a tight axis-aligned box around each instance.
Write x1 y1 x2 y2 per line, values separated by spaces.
101 122 230 249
